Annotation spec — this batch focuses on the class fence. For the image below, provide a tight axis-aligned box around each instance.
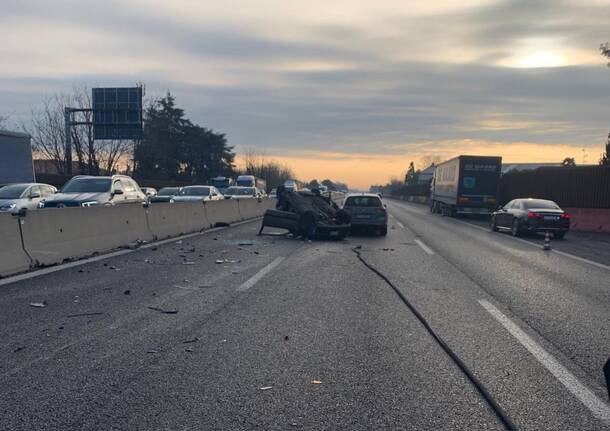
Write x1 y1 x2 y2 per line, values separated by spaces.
498 166 610 208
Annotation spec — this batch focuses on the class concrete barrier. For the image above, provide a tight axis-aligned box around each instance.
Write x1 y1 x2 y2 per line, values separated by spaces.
237 198 276 220
21 205 153 266
204 199 242 226
0 213 31 277
564 208 610 233
147 202 210 240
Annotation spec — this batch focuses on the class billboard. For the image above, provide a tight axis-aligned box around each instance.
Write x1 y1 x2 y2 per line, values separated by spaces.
92 87 143 140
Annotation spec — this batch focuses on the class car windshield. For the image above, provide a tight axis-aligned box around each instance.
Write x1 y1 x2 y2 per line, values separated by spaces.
61 178 112 193
345 196 382 207
522 199 560 210
179 187 210 196
226 187 255 196
0 184 29 199
158 187 179 196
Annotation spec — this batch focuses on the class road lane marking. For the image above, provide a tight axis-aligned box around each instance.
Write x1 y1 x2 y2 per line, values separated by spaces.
414 239 435 255
479 299 610 424
396 221 405 229
0 218 261 287
389 200 610 272
236 257 284 292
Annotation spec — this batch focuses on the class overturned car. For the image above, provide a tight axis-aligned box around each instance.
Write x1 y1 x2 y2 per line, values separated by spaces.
259 188 350 240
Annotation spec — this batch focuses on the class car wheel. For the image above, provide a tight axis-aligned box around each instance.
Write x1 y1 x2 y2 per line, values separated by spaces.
490 216 499 232
380 226 388 236
511 218 521 237
554 231 566 240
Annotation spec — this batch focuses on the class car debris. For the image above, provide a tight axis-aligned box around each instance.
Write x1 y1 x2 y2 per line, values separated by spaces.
66 312 104 318
182 337 200 344
13 346 26 353
147 306 178 314
259 186 350 240
124 290 131 295
310 380 322 384
29 301 47 308
260 386 273 391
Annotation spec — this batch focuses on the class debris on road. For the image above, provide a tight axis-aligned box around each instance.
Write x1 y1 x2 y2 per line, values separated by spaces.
144 258 153 264
260 386 273 391
183 337 200 344
109 265 120 271
124 290 131 295
215 259 224 264
182 261 195 265
147 349 159 354
29 301 47 308
185 347 194 352
310 380 322 384
13 346 25 353
67 312 104 318
284 335 289 341
224 239 257 246
147 306 178 314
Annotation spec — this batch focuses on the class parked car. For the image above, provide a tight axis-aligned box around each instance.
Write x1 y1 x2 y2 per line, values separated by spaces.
490 198 570 238
39 175 146 208
0 183 57 213
150 187 182 203
141 187 157 198
223 186 260 199
342 193 388 236
170 186 223 202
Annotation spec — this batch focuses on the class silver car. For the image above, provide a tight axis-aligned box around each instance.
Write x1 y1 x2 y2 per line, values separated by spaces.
342 193 388 236
0 183 57 213
170 186 223 202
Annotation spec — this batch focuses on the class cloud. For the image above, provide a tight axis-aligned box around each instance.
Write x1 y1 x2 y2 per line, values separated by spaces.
1 0 609 188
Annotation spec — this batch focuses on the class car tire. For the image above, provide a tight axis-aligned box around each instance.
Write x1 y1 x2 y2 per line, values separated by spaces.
511 218 521 237
554 231 566 240
380 226 388 236
490 216 499 232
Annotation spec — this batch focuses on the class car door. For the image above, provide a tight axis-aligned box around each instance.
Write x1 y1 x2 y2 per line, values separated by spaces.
111 179 127 204
25 185 43 210
497 200 514 227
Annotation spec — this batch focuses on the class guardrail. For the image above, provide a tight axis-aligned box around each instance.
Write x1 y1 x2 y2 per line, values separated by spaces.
0 198 276 278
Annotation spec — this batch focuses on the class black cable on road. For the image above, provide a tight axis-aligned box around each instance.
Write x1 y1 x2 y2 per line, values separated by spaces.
352 246 519 431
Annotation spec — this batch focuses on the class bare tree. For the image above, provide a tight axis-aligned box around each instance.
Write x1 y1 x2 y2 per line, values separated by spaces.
25 86 134 175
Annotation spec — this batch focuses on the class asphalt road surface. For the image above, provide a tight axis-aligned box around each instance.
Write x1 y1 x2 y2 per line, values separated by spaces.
1 205 609 430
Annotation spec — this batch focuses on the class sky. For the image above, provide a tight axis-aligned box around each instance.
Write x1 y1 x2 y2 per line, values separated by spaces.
2 0 610 189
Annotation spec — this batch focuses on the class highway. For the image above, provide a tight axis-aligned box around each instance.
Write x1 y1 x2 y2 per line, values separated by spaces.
1 201 609 430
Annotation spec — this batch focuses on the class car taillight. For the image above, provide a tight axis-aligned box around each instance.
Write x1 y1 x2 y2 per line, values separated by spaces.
527 212 541 219
560 213 570 219
376 207 386 213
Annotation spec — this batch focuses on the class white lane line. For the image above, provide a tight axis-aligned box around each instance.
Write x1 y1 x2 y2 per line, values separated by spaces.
396 221 405 229
414 238 435 255
236 257 285 292
0 218 261 287
479 299 610 424
389 200 610 272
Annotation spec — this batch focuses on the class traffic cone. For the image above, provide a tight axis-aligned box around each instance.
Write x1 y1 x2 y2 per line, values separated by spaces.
543 231 551 250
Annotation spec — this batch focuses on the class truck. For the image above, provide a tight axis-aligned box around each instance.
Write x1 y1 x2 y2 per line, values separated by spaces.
0 130 35 185
236 175 266 193
430 155 502 217
209 176 233 194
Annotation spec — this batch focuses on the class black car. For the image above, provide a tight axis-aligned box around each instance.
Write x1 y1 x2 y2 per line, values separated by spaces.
40 175 147 208
491 198 570 238
150 187 182 203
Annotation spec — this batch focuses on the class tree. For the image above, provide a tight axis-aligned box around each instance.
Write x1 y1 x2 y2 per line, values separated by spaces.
561 157 576 167
238 148 294 189
25 86 133 175
134 92 235 182
601 43 610 66
600 133 610 166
